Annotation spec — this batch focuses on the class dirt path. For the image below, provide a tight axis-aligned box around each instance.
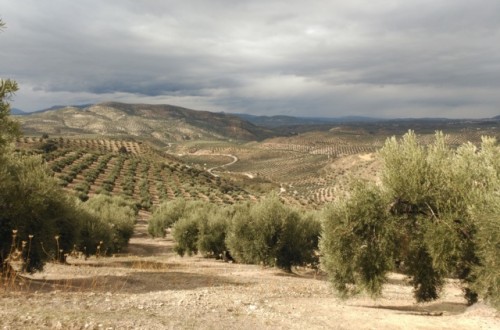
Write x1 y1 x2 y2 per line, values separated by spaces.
1 209 498 329
207 154 238 177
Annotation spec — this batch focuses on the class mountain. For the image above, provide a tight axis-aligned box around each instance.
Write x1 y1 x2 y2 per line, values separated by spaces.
29 103 92 114
17 102 274 144
10 108 26 115
233 113 380 128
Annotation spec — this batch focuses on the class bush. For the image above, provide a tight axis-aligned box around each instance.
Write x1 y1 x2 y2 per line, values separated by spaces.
80 195 137 254
0 24 105 271
224 203 256 263
172 212 202 257
0 154 82 271
470 188 500 308
148 198 187 237
171 202 234 258
77 207 112 257
226 194 320 271
197 205 232 257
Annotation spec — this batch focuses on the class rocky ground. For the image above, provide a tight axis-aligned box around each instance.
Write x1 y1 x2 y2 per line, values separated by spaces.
1 216 498 329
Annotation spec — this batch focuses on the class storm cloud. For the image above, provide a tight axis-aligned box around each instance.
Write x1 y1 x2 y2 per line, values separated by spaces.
1 0 499 118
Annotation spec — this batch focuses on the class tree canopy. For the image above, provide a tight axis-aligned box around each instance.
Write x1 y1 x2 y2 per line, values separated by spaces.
320 131 500 307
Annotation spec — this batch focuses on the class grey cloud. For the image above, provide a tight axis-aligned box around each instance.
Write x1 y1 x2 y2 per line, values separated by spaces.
1 0 499 118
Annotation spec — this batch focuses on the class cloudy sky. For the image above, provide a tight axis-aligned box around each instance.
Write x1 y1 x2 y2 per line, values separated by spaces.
1 0 499 118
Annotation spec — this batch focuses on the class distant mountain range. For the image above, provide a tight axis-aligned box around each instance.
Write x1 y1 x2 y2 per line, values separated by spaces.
232 113 381 127
13 102 499 144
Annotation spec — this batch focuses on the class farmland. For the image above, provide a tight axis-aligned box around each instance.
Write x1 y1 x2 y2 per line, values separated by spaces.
3 106 499 329
15 136 255 210
14 116 500 208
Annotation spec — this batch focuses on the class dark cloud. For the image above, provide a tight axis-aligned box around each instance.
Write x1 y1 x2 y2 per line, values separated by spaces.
1 0 499 118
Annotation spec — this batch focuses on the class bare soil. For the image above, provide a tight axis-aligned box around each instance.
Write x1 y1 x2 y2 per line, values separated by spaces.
1 215 498 330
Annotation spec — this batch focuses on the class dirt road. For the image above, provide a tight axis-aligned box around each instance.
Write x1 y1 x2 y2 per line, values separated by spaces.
207 154 238 177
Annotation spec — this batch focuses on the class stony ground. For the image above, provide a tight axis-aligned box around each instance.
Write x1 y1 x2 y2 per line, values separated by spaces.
1 215 498 329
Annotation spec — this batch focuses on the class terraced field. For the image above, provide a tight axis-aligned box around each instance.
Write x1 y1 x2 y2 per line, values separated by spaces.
15 137 255 210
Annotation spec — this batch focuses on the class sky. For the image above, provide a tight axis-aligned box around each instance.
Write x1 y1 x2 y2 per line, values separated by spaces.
1 0 500 118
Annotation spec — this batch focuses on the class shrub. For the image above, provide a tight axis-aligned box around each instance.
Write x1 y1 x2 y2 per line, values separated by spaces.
0 154 81 271
224 203 256 263
148 198 187 237
171 202 232 258
172 212 201 256
197 205 232 257
0 23 81 271
80 195 137 254
77 192 89 202
226 194 320 271
77 207 112 257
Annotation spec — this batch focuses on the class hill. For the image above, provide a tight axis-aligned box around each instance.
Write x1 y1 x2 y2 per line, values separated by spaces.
15 102 274 144
10 108 26 115
233 113 380 128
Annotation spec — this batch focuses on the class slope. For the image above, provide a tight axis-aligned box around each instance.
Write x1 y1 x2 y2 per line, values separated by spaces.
16 102 274 144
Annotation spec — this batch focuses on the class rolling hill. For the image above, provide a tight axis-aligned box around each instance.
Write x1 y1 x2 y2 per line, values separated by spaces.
15 102 275 144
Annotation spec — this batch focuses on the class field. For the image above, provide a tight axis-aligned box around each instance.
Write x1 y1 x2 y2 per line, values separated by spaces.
16 136 255 208
14 121 500 207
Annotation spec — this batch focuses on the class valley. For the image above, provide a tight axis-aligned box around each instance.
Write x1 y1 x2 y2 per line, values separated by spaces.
2 102 499 329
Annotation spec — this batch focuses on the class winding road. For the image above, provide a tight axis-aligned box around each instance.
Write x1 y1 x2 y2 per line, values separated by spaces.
207 154 238 177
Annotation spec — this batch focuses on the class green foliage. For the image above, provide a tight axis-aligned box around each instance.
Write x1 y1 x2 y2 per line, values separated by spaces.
470 193 500 308
226 194 320 271
0 154 81 271
320 182 396 298
196 205 232 257
148 198 187 237
172 211 202 257
0 24 78 272
80 195 137 254
274 209 321 271
168 197 320 269
170 201 228 257
320 131 500 305
0 23 139 270
0 77 20 153
38 139 58 153
75 207 112 257
224 203 256 263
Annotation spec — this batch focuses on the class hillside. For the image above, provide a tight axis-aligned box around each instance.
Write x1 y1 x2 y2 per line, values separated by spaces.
15 136 256 209
16 102 274 144
16 101 500 146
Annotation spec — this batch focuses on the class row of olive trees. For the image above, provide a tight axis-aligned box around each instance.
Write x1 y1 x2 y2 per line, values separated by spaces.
159 131 498 308
149 195 321 272
320 131 499 307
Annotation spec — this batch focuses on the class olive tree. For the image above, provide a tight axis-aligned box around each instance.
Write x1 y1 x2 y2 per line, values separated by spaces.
0 154 82 271
148 198 188 237
320 131 499 305
80 195 137 255
0 20 21 152
226 194 320 271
